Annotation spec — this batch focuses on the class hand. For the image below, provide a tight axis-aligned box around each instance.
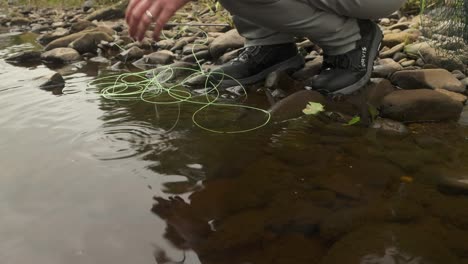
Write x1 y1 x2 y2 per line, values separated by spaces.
126 0 191 41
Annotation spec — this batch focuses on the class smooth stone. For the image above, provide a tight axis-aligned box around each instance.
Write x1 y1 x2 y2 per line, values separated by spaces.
182 43 208 55
181 50 211 63
365 78 396 107
388 22 411 31
382 31 419 48
41 47 81 63
392 52 407 62
68 31 113 54
5 50 41 63
156 39 175 50
435 88 467 104
45 26 114 51
170 35 199 52
37 28 69 46
391 69 466 93
379 18 391 26
379 42 405 58
38 72 65 90
217 48 242 64
9 17 30 26
209 29 245 59
144 50 175 65
117 46 144 63
373 58 403 78
400 59 415 67
88 56 109 64
461 78 468 87
381 89 463 122
84 1 126 21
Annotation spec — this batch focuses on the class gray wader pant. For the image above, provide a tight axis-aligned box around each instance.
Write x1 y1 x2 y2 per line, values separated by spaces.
218 0 406 55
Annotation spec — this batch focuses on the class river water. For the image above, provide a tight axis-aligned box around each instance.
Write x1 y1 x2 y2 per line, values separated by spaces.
2 28 468 264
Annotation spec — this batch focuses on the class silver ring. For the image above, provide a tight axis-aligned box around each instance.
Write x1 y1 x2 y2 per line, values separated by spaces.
145 10 154 20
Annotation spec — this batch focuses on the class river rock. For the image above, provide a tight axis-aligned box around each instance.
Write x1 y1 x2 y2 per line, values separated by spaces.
373 58 403 78
9 17 30 26
391 69 466 93
381 89 463 122
371 118 409 135
217 48 242 64
69 31 113 54
37 28 69 46
209 29 245 59
382 31 418 48
452 70 466 80
41 47 81 63
5 50 41 63
459 106 468 126
84 0 127 21
143 50 175 65
365 78 396 107
82 0 94 12
435 89 467 104
156 39 175 50
405 42 466 72
69 20 96 33
182 43 208 55
379 42 405 58
321 225 459 264
37 72 65 90
116 46 144 63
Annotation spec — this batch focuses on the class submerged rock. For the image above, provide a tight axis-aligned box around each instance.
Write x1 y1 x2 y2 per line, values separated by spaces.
371 118 409 136
37 72 65 90
268 90 325 121
381 89 463 122
321 224 458 264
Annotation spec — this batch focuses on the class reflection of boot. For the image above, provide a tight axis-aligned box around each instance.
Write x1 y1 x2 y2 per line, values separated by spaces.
152 196 212 247
311 20 383 95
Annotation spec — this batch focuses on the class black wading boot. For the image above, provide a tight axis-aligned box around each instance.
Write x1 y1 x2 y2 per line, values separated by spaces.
207 43 304 88
311 20 383 95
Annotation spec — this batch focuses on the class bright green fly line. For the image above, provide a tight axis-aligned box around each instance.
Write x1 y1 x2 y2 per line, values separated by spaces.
88 28 271 134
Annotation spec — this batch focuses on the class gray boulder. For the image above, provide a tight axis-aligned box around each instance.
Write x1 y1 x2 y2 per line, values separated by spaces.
381 89 463 122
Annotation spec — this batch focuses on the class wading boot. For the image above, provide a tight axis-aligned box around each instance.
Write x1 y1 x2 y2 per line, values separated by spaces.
206 43 304 88
311 20 383 95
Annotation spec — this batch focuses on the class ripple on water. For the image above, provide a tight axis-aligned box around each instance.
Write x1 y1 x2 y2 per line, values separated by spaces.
74 122 175 161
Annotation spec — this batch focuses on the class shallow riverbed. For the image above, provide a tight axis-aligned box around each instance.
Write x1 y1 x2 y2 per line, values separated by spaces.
2 28 468 264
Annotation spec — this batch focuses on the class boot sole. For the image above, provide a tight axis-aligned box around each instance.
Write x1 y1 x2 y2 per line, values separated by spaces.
330 23 383 95
217 54 305 88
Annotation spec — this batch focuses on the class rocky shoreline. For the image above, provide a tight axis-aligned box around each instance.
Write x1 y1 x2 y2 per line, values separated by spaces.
1 2 468 132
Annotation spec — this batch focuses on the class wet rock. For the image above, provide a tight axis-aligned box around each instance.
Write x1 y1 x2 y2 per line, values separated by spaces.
117 46 144 63
438 174 468 196
434 89 467 104
392 52 407 62
69 20 96 33
69 31 113 54
45 31 86 51
321 225 458 264
88 56 110 64
391 69 466 93
51 21 66 29
41 47 81 63
381 89 463 122
37 72 65 90
373 58 403 78
268 90 325 121
209 29 245 59
379 42 405 58
181 50 211 63
5 50 41 63
143 50 175 65
371 118 409 136
382 31 419 47
293 56 323 81
170 35 199 52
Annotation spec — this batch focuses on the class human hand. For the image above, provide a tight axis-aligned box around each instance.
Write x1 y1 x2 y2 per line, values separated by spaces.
126 0 191 41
